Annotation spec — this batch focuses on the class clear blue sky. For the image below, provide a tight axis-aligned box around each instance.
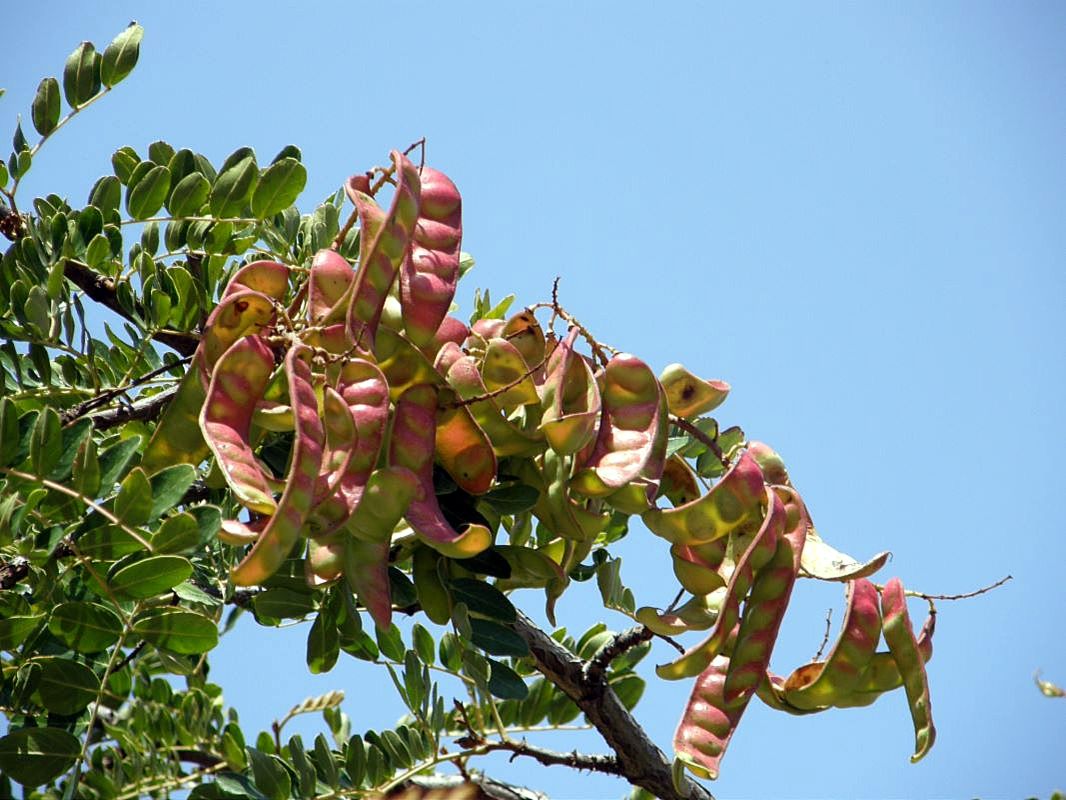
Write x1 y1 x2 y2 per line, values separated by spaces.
8 3 1066 797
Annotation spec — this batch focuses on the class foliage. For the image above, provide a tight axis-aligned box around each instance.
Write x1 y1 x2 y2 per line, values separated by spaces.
0 26 941 800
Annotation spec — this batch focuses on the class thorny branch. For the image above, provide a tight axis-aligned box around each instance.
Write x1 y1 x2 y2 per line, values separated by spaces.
584 625 654 684
512 611 714 800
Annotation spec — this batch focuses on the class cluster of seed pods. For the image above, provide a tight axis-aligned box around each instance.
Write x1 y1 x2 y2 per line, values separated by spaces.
140 149 935 781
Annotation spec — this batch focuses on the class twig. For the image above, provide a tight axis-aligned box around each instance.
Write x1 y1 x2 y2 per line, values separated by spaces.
61 357 191 425
813 608 833 662
670 416 729 468
84 384 180 431
584 625 654 683
63 260 199 356
478 739 621 776
441 354 547 409
882 574 1012 602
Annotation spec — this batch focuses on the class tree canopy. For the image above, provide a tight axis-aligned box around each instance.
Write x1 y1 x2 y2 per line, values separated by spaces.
0 25 947 800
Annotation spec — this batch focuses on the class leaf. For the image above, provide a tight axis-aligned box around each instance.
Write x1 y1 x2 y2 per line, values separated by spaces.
376 624 406 662
31 77 60 136
36 657 100 715
131 607 219 654
487 658 529 700
148 463 196 519
0 398 18 466
63 41 101 107
412 623 436 666
0 727 80 787
448 578 517 623
114 466 152 525
152 512 201 554
101 22 143 86
252 588 316 622
251 158 306 218
210 155 258 217
247 747 292 800
167 171 210 216
126 164 171 219
469 618 528 657
111 145 140 184
306 611 339 674
29 407 61 476
0 614 44 650
48 601 122 653
109 554 192 598
98 435 141 488
481 482 540 515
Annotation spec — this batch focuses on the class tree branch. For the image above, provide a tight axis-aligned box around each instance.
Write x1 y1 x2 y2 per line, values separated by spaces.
584 625 654 684
63 259 199 356
84 384 179 431
512 611 713 800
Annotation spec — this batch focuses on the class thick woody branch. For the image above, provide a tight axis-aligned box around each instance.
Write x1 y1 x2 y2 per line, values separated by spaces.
584 625 654 684
83 384 179 431
63 259 199 356
512 611 713 800
475 739 620 776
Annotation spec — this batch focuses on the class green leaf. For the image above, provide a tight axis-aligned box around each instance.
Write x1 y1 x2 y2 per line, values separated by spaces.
15 149 31 178
114 466 152 525
412 623 435 666
167 172 210 217
252 588 315 622
131 607 218 654
251 158 306 218
0 399 18 466
29 407 61 477
481 482 540 515
609 673 645 710
48 601 122 653
210 155 258 217
247 748 292 800
487 657 529 700
448 578 517 623
126 164 171 219
85 233 111 267
97 435 141 489
148 463 196 519
31 77 60 136
0 614 44 650
469 618 528 657
36 657 100 714
109 554 192 598
111 146 140 184
148 140 175 166
63 41 101 107
48 418 93 482
76 527 144 559
152 512 201 554
376 624 406 662
345 735 366 787
306 612 339 674
101 22 143 87
0 727 80 787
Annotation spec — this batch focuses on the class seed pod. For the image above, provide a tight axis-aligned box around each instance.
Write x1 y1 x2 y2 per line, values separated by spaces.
659 455 701 507
642 451 765 545
443 353 543 457
881 577 936 762
434 388 497 495
780 579 882 710
838 611 935 704
345 466 420 544
571 353 669 513
201 289 278 378
231 346 325 586
659 363 730 419
656 488 783 681
636 590 724 636
375 325 443 400
307 359 390 538
306 533 345 586
501 309 545 371
535 448 609 542
400 166 462 347
200 335 278 514
481 336 540 410
346 150 422 353
316 386 357 501
307 248 355 325
800 526 890 582
389 384 492 558
721 485 808 707
672 645 738 781
745 441 789 487
538 328 601 455
344 536 393 629
671 540 727 596
412 544 452 625
222 259 290 301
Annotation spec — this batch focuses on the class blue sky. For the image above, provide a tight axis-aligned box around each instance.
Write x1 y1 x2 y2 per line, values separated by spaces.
7 2 1066 797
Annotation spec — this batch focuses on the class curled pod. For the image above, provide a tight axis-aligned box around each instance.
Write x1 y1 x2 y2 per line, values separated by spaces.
538 328 601 456
200 334 278 515
231 346 325 586
443 353 543 457
222 259 290 301
307 248 355 325
642 450 766 545
659 363 730 419
880 578 936 762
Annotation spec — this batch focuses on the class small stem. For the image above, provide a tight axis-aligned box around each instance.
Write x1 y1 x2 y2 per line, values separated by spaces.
585 625 654 683
671 415 729 468
873 574 1012 603
813 608 833 662
0 466 153 551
